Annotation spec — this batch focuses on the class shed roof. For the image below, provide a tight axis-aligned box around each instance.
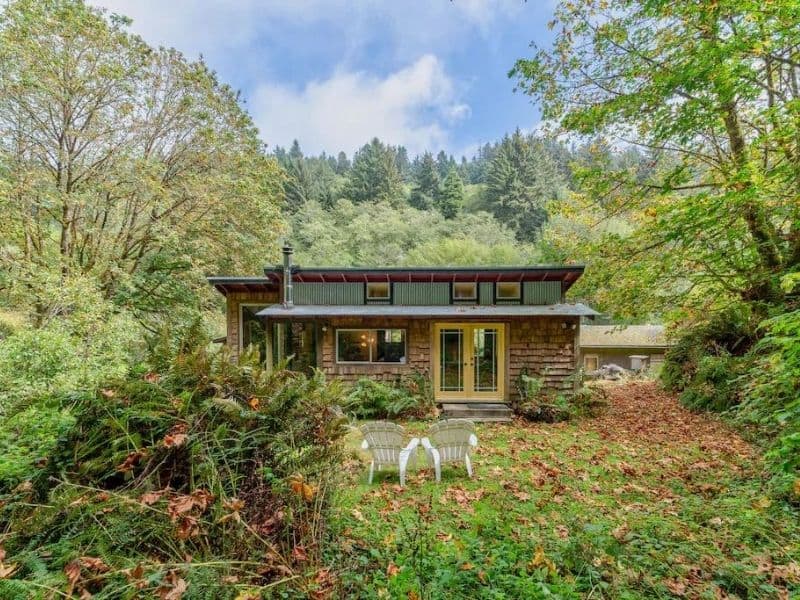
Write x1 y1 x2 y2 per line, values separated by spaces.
579 325 670 348
256 303 599 319
261 265 585 290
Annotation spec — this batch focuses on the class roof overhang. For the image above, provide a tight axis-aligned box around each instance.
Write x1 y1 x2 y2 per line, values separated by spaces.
207 276 278 296
256 303 599 319
262 265 586 291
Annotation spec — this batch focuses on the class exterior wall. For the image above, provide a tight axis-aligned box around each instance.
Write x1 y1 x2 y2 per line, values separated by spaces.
579 347 668 370
507 316 578 399
320 317 431 384
317 315 579 400
225 291 279 361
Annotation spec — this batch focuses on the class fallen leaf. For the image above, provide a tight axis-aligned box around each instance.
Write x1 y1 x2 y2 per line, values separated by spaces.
65 560 82 595
387 563 400 577
664 577 687 596
156 570 188 600
460 562 474 571
163 423 188 448
528 546 556 575
141 490 166 505
80 556 109 573
144 372 160 383
116 451 145 473
100 388 115 398
247 396 260 410
292 545 308 562
0 562 18 579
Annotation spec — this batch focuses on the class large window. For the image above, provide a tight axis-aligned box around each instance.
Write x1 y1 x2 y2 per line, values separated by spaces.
336 329 406 364
240 305 268 363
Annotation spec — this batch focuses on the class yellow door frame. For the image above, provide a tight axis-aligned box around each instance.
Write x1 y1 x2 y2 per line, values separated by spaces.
432 322 506 403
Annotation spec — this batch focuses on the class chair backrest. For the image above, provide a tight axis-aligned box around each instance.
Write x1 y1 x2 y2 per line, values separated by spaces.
360 421 406 464
428 419 476 463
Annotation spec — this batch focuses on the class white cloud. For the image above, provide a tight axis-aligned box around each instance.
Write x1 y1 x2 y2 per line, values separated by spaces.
252 55 468 156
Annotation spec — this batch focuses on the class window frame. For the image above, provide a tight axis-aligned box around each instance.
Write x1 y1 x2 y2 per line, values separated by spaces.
452 281 477 301
366 281 391 301
583 354 599 371
239 303 270 362
496 281 521 301
335 328 407 364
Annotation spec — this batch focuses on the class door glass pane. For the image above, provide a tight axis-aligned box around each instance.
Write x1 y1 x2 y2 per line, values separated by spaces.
439 329 463 392
473 327 498 392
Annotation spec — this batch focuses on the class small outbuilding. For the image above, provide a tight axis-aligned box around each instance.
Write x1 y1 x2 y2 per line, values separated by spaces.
579 325 671 372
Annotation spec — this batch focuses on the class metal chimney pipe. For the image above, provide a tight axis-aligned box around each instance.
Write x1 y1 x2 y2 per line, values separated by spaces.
282 244 294 307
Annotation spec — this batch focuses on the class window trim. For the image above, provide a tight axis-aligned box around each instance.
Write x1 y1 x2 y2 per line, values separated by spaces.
452 281 477 301
335 328 407 364
583 354 599 371
366 281 391 301
496 281 521 301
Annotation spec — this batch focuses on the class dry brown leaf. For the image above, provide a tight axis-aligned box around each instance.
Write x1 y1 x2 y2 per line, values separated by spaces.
0 561 18 579
247 396 260 410
144 372 160 383
100 389 115 398
292 545 308 562
386 563 400 577
80 556 109 573
116 451 145 473
64 560 82 595
140 490 166 505
156 570 188 600
528 546 556 575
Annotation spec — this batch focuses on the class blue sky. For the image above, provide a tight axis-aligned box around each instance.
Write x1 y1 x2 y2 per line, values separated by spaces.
95 1 557 158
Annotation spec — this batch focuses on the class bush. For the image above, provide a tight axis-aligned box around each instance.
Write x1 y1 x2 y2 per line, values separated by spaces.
661 306 757 411
343 378 424 420
738 308 800 489
0 338 349 598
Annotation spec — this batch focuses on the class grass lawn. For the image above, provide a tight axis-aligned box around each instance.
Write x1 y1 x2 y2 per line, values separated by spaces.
328 383 800 599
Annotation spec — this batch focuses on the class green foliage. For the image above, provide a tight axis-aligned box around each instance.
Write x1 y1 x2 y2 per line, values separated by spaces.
0 277 140 411
0 335 348 597
437 167 464 219
343 378 422 420
0 0 284 329
739 308 800 479
484 130 561 241
289 199 538 268
661 307 757 411
345 138 404 204
409 152 440 211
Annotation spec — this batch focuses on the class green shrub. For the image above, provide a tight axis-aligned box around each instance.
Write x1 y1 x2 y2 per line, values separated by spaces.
0 337 349 597
343 378 422 419
738 308 800 485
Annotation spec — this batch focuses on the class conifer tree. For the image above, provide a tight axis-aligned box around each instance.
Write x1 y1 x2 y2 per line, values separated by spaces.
409 152 439 210
437 167 464 219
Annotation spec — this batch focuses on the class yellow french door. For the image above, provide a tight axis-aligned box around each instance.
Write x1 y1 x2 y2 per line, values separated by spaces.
433 323 505 402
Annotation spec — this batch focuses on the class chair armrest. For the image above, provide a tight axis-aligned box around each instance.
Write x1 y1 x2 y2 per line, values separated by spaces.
468 433 478 447
420 437 434 451
361 439 369 450
404 437 420 452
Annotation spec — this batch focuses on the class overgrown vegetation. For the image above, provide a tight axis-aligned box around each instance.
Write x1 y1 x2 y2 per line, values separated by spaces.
512 371 607 423
0 335 348 598
343 375 435 420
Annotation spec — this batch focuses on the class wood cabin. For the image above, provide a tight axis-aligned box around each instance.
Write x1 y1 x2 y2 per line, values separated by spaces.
208 246 598 418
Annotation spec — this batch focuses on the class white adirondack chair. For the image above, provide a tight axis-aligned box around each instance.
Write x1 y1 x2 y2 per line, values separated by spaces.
359 421 419 487
421 419 478 482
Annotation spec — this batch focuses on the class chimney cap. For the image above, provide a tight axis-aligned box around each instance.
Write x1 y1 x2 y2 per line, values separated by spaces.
282 244 294 254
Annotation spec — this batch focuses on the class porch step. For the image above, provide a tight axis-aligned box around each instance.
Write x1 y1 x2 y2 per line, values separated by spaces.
440 403 513 423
